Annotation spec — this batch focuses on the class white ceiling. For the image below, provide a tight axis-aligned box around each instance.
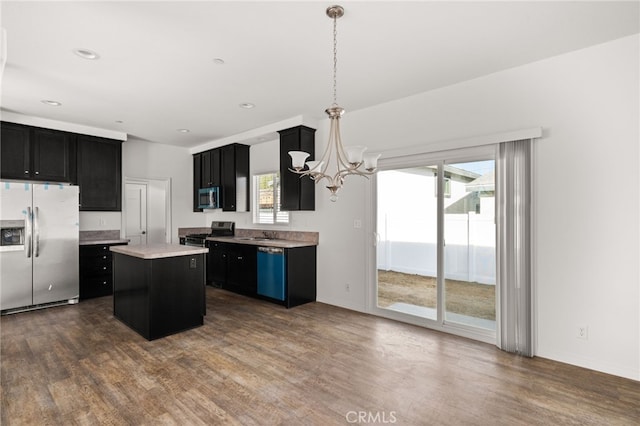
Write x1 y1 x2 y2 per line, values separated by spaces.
1 1 638 149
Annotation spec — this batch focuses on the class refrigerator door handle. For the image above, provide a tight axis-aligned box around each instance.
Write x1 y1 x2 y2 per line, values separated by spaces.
26 207 32 258
34 206 40 257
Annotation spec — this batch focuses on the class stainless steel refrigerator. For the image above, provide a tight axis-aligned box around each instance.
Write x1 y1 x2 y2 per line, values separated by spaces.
0 181 79 312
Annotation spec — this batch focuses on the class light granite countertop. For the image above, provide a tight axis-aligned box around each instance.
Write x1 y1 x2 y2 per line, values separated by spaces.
110 243 208 260
206 236 317 249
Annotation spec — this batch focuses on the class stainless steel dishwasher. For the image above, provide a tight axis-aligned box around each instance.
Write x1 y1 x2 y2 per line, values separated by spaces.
257 247 286 301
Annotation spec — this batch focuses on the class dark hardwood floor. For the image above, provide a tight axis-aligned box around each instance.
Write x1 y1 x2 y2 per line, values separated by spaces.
1 288 639 425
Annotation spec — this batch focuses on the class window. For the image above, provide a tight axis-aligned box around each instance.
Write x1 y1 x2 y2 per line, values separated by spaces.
253 172 289 224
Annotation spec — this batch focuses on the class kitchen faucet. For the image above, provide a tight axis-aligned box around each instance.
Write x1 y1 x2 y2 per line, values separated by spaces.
263 231 277 240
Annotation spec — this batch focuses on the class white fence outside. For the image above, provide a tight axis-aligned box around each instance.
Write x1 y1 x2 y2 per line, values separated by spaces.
377 212 496 285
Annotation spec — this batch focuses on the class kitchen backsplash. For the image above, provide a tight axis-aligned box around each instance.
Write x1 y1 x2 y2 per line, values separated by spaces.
79 230 121 241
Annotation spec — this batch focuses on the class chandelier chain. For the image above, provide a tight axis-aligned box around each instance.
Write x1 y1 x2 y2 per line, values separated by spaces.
332 14 338 106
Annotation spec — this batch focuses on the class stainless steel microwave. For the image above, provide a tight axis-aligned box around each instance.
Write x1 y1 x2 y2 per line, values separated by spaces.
198 187 220 209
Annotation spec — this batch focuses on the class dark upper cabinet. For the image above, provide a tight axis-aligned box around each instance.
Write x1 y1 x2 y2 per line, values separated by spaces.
193 153 203 212
221 144 249 212
192 144 248 212
77 135 122 211
1 122 76 183
32 128 76 183
201 148 221 188
1 122 30 180
279 125 316 211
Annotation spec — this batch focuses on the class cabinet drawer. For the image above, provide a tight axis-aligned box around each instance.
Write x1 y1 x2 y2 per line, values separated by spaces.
80 245 113 256
80 275 113 299
81 262 112 276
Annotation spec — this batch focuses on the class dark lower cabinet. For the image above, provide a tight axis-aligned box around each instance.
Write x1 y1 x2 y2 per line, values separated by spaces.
206 241 316 308
281 246 317 308
206 241 228 285
207 241 256 295
80 242 127 300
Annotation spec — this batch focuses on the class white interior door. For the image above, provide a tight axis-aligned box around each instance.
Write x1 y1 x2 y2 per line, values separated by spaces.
146 180 167 244
125 183 147 245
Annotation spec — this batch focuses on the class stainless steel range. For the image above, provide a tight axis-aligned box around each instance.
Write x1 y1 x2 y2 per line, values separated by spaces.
183 221 235 247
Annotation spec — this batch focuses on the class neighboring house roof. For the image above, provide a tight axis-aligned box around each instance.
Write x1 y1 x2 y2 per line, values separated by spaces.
466 169 495 192
446 170 496 214
445 192 481 214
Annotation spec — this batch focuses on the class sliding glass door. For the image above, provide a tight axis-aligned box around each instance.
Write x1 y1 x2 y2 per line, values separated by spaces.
443 160 496 330
375 151 496 335
376 165 439 320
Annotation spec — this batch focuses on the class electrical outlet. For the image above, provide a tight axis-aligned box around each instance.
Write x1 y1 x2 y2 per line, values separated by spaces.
99 218 106 226
577 325 588 340
353 219 362 229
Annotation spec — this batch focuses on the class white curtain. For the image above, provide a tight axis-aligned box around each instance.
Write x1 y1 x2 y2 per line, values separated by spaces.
496 139 533 356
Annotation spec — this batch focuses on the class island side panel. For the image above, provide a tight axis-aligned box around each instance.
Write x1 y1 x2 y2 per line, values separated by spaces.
112 252 151 339
148 254 206 340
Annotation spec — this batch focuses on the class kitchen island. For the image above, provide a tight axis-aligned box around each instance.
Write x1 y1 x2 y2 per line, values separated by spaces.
110 244 208 340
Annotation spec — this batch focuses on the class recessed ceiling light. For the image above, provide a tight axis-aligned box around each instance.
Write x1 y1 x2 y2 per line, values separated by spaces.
73 48 100 60
41 100 62 106
177 128 190 133
239 103 255 109
213 58 225 65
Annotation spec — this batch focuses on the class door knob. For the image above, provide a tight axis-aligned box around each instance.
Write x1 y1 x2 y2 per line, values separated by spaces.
141 231 146 234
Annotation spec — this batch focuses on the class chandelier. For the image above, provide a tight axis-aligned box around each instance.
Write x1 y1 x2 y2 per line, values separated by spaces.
288 5 380 202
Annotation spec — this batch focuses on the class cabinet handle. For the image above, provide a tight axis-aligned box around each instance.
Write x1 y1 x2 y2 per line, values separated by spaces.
24 170 29 174
103 255 107 259
102 281 107 285
35 171 39 175
237 256 243 260
103 266 107 270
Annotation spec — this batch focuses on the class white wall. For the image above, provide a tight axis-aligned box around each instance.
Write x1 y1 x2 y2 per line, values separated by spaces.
310 34 638 380
120 138 206 242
